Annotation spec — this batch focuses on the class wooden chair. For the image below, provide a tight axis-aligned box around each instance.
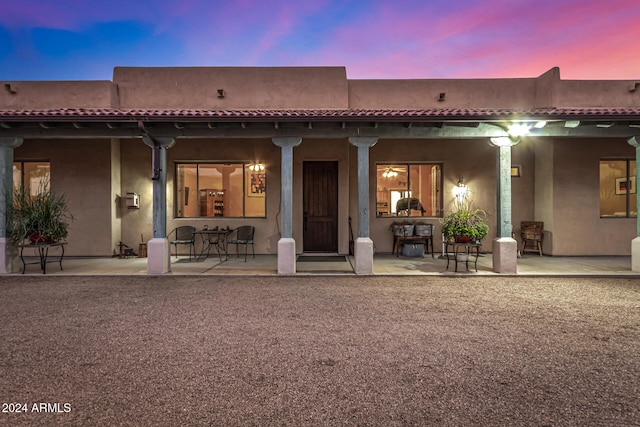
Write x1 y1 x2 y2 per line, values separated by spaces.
520 221 543 256
168 225 196 261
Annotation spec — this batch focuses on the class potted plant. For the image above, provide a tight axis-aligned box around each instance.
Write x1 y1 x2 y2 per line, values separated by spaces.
441 200 489 244
8 183 73 245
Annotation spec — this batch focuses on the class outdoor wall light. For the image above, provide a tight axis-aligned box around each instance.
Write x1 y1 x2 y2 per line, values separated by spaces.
249 163 265 171
507 122 532 137
453 177 469 202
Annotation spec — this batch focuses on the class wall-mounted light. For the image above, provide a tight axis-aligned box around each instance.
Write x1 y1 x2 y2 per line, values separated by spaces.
217 89 225 98
438 92 446 102
125 192 140 209
249 163 265 171
453 177 469 203
507 122 531 137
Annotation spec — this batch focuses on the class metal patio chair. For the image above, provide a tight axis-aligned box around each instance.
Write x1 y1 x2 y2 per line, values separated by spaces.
168 225 196 261
227 225 255 261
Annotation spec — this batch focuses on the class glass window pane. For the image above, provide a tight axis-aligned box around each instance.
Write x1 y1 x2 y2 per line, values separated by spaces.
245 164 266 217
631 160 637 217
176 162 265 218
13 162 50 195
600 160 628 217
376 163 441 217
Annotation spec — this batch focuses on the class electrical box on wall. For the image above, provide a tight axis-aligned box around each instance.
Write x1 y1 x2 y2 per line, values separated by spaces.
126 192 140 209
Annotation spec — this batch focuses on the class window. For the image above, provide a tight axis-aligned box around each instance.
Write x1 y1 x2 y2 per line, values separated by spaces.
13 161 50 195
376 163 442 217
599 159 637 217
176 163 266 218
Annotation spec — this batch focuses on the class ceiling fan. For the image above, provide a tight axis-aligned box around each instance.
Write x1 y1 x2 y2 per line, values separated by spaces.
381 166 406 178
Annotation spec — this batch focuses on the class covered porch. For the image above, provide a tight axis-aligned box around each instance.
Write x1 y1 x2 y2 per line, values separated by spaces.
10 252 639 277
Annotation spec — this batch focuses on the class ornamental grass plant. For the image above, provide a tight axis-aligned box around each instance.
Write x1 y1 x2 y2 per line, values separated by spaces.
8 182 73 244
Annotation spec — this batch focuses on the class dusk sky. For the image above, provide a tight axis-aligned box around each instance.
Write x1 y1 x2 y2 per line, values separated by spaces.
2 0 639 81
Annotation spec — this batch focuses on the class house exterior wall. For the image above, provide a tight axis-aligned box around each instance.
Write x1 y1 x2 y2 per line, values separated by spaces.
348 78 537 109
120 138 284 255
14 139 115 256
1 81 115 109
551 138 636 255
3 66 640 258
368 138 498 254
113 67 349 109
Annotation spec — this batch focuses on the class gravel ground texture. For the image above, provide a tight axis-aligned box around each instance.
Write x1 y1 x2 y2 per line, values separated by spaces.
0 275 639 427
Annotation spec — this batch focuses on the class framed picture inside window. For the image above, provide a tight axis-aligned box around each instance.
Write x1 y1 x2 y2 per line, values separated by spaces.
615 176 636 195
248 173 266 197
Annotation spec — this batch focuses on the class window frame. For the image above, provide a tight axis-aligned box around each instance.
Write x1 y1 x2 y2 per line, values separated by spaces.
599 158 637 218
13 160 51 195
376 162 443 218
174 161 266 219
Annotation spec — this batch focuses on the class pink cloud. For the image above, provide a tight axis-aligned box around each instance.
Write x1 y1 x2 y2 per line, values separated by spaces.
2 0 639 80
290 0 640 79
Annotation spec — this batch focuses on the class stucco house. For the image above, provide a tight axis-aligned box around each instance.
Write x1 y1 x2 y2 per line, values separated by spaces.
1 66 639 274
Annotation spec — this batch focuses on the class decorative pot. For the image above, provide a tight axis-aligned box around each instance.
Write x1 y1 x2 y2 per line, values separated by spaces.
29 232 55 244
402 224 415 236
454 236 472 243
392 224 405 237
415 224 432 236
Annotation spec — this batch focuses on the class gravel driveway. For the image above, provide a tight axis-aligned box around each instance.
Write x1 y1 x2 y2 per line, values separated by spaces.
1 275 639 426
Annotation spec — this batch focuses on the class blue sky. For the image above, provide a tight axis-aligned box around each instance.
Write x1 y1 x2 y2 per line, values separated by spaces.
2 0 639 81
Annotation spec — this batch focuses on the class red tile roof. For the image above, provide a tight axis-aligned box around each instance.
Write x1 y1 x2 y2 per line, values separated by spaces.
1 107 639 121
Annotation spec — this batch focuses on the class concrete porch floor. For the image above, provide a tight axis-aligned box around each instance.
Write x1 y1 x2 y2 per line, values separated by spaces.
11 252 640 277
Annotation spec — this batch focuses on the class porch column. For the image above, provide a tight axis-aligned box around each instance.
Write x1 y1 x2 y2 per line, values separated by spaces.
142 136 175 274
627 136 640 271
0 137 23 274
348 136 378 275
489 137 518 273
272 137 302 275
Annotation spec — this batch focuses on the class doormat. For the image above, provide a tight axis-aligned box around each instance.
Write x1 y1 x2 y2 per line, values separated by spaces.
297 256 346 262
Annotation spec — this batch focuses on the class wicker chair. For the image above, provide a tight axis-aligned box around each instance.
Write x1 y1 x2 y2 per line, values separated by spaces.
521 221 543 256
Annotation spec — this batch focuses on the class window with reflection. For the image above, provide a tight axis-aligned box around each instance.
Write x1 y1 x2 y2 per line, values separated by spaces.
376 163 442 217
13 161 50 195
600 159 637 218
176 163 266 218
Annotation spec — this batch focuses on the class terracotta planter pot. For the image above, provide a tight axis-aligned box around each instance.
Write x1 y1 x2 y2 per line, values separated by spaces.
29 232 55 244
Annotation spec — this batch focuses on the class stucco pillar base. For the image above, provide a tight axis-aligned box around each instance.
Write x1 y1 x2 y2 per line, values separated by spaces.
631 237 640 272
278 238 296 275
354 237 374 275
147 238 171 274
0 238 19 274
492 237 518 274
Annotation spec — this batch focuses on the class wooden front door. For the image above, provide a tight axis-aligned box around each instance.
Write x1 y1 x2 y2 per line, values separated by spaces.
303 161 338 252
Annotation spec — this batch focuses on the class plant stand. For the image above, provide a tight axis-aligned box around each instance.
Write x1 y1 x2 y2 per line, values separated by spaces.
445 241 481 272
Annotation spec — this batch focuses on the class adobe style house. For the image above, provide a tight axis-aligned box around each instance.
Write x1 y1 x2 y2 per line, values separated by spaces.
1 66 639 274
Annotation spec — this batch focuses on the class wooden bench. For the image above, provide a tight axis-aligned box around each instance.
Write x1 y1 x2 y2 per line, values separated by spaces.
18 242 67 274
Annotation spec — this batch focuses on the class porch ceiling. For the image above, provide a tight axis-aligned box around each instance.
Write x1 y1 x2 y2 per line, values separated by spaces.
1 107 639 139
